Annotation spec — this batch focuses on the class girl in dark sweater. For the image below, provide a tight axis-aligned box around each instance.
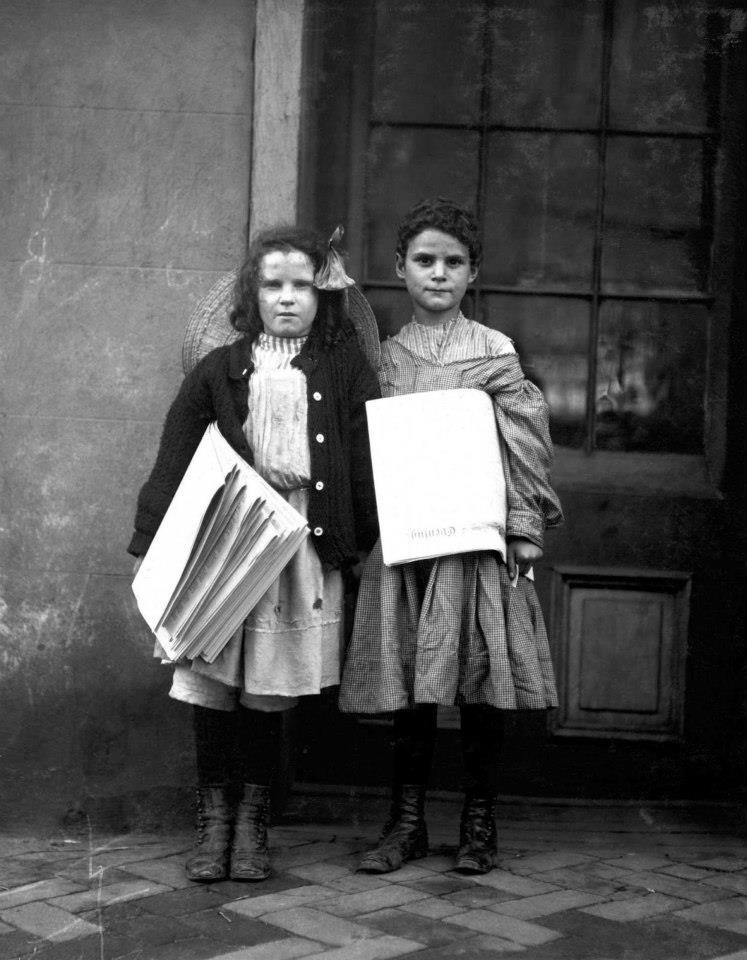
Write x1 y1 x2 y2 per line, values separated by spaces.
129 226 379 882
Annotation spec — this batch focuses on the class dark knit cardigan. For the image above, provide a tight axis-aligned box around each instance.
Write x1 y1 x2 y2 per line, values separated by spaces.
128 331 381 567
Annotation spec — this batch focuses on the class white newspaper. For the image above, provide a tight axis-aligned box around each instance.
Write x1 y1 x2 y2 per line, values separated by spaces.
132 423 308 661
366 389 507 565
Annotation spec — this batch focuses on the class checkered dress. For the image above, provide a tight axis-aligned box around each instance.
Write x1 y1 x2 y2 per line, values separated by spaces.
339 315 563 713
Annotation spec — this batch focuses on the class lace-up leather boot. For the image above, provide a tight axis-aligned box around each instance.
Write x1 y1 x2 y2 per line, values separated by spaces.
454 795 498 874
358 784 428 873
185 785 233 881
230 783 271 881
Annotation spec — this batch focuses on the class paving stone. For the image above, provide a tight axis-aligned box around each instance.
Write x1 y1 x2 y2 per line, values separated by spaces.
546 909 747 960
83 842 188 869
445 908 561 945
55 862 142 886
182 906 293 947
210 876 309 902
416 855 457 873
489 889 607 919
355 905 474 947
0 929 41 959
225 884 338 918
582 893 689 922
274 842 360 869
602 854 672 872
324 875 392 893
530 866 635 897
622 870 735 903
133 934 237 960
119 854 195 888
0 878 83 909
400 897 466 920
259 906 378 945
399 936 522 957
409 875 475 897
443 885 518 909
290 935 426 959
383 864 436 883
48 878 172 913
506 851 593 875
705 873 747 896
104 912 197 945
694 859 747 873
137 883 227 916
657 863 715 881
674 898 747 934
468 869 560 896
709 951 747 959
320 884 429 917
288 862 351 884
0 901 100 941
207 939 323 960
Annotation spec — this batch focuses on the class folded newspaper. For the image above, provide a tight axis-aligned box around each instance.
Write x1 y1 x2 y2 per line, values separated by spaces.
366 388 507 565
132 423 308 662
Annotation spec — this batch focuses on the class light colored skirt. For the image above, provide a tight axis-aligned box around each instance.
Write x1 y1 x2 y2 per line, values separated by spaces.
339 540 557 714
164 488 343 712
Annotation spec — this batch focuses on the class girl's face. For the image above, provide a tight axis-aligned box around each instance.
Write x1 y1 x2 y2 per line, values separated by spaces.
396 228 477 325
257 249 318 338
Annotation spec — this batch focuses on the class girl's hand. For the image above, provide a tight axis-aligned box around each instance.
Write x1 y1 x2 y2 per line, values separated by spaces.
506 538 543 580
133 556 143 576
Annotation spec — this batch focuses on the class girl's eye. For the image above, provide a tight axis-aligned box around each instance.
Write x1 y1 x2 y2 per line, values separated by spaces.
447 257 466 267
413 255 433 265
261 280 281 288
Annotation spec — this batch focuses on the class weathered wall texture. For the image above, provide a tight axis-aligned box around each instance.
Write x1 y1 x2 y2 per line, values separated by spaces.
0 0 254 827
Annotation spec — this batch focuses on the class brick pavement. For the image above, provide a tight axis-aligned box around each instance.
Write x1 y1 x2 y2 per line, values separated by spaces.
0 798 745 959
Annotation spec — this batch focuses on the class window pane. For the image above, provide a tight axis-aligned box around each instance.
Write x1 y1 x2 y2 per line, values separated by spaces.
483 295 589 449
595 301 707 454
602 137 709 294
609 1 721 132
489 1 603 127
363 287 412 341
372 0 486 125
482 133 597 289
365 127 480 280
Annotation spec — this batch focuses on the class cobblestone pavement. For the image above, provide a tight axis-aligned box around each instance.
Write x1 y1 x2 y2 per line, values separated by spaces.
0 798 746 959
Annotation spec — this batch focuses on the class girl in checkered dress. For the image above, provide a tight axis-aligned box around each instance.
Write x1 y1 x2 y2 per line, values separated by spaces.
339 198 563 875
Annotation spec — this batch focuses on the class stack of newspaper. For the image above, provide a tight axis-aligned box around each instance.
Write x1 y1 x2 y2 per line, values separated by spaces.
366 388 507 566
132 423 308 662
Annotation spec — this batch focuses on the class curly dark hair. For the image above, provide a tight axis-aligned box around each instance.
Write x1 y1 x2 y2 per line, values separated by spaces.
230 226 353 352
395 197 482 269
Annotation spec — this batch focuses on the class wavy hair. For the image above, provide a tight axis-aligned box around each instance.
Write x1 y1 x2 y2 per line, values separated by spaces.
229 226 353 352
395 197 482 269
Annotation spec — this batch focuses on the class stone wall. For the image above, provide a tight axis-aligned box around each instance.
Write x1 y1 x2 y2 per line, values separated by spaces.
0 0 255 828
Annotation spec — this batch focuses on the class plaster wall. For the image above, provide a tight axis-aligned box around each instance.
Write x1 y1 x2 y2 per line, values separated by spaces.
0 0 255 828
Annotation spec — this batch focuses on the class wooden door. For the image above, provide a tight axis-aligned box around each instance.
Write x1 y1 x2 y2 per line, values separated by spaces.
296 0 747 800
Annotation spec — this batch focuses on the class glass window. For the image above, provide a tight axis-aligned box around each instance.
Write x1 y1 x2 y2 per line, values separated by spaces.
602 136 710 293
483 296 589 449
595 301 707 454
365 127 480 280
482 133 598 288
372 0 486 125
489 0 604 127
609 0 718 132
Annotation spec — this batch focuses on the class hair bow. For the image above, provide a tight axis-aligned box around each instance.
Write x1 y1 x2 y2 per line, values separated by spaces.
313 225 355 291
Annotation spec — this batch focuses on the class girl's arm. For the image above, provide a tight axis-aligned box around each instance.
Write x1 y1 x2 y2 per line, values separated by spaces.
494 378 563 552
128 362 214 557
